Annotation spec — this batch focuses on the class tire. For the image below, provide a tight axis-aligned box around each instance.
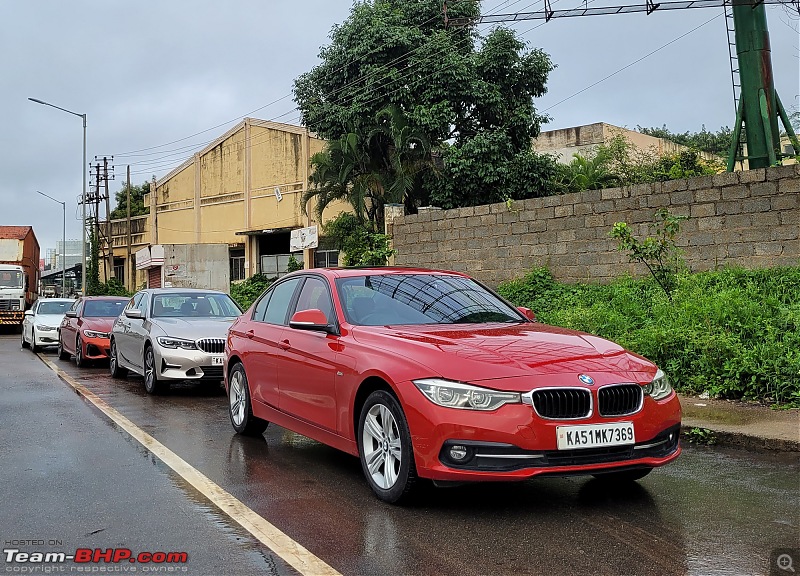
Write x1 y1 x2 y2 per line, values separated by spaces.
21 328 29 349
357 390 418 504
74 336 87 367
228 362 268 436
57 335 70 361
109 339 128 379
31 334 40 353
143 345 169 395
592 468 653 483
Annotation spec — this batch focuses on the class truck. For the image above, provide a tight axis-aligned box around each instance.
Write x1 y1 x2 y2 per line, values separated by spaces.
0 226 40 328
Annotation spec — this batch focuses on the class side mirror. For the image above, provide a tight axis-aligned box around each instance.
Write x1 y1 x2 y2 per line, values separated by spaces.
65 310 77 318
517 306 536 321
124 309 144 319
289 309 335 334
24 310 34 317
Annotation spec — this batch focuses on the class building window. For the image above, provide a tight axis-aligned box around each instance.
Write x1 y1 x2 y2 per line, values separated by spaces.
113 258 125 284
314 250 339 268
260 254 293 278
229 248 245 282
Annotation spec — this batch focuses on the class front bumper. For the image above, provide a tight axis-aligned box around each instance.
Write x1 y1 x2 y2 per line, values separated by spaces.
399 382 682 482
82 336 111 360
155 347 225 382
33 326 59 346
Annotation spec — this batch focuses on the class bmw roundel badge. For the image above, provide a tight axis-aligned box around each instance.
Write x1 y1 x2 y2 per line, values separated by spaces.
578 374 594 385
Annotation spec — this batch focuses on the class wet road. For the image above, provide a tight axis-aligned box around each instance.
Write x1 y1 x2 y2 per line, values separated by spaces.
3 334 799 576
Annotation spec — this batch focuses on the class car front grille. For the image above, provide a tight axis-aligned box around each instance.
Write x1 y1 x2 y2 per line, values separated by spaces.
197 338 225 354
530 388 592 419
598 384 643 417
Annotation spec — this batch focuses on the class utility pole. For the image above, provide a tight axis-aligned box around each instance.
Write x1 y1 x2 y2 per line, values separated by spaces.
127 165 132 292
94 163 103 283
102 156 114 279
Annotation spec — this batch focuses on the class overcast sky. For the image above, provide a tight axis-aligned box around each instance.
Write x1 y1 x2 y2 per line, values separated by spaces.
1 0 797 255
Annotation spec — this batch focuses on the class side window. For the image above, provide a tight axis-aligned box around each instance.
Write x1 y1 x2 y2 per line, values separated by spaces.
136 294 149 316
293 277 334 324
126 294 141 311
263 278 301 325
252 291 272 322
70 300 81 315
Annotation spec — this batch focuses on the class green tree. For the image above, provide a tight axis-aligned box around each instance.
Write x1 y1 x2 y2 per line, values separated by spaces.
110 181 150 220
637 125 733 157
295 0 556 215
323 212 395 266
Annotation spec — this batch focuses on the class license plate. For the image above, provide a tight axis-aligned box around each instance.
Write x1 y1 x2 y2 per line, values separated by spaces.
556 422 635 450
211 356 224 366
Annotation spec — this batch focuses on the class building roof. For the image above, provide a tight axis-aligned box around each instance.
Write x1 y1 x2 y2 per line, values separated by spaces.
0 226 33 240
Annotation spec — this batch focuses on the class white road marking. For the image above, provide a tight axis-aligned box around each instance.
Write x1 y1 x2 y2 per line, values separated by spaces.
39 355 342 576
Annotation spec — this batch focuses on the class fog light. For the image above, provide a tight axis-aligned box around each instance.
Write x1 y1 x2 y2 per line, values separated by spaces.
449 445 468 461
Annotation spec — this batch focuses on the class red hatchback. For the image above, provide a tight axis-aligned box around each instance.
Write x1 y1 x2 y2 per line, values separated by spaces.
59 296 129 366
225 268 681 503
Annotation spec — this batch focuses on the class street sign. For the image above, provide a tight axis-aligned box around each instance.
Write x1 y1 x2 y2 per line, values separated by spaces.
290 226 318 251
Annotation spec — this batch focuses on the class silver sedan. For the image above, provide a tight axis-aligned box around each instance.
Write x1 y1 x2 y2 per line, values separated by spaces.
109 288 241 394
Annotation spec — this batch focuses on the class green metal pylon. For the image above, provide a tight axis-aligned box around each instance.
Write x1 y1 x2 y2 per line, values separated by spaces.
727 0 800 171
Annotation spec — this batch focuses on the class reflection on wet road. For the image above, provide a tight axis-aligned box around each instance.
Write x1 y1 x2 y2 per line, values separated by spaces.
39 348 800 576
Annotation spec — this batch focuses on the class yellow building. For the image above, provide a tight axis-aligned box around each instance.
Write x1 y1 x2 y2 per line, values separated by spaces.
103 119 346 290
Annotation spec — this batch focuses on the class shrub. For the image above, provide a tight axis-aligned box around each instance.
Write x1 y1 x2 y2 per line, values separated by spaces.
230 273 275 311
497 266 800 405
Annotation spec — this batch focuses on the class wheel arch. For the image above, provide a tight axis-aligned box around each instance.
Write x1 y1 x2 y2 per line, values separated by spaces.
352 376 397 441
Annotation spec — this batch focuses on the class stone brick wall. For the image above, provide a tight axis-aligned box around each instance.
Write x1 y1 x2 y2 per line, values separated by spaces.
387 165 800 287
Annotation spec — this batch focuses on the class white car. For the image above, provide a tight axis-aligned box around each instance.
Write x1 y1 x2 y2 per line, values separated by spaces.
22 298 75 352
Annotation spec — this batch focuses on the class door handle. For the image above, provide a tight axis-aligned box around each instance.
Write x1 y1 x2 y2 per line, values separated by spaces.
279 339 291 350
245 330 254 339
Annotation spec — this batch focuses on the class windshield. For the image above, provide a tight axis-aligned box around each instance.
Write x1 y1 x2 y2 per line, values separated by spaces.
335 274 524 326
83 299 128 318
152 293 241 318
38 301 72 315
0 270 23 289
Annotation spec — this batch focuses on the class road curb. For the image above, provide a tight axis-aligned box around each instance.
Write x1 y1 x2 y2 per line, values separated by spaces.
680 424 800 452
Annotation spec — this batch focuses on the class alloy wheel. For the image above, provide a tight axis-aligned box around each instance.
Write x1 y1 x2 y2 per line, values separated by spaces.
229 370 246 427
144 348 155 391
361 403 403 490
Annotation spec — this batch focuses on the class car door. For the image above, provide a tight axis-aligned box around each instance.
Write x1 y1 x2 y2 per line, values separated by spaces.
127 292 151 370
276 275 342 432
244 277 302 409
60 299 82 355
23 300 38 343
115 293 142 369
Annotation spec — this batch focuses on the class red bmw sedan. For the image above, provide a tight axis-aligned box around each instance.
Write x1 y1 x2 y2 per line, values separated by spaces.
224 268 681 503
58 296 129 367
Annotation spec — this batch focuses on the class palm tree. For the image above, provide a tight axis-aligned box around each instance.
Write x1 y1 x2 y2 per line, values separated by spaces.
304 106 436 231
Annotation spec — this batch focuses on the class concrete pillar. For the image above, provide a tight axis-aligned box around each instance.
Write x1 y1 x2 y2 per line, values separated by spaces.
384 204 404 266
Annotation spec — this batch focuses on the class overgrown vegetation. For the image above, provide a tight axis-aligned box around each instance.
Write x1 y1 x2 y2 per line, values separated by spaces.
497 266 800 406
556 134 721 194
323 213 396 266
611 208 687 300
230 273 275 311
637 125 733 157
684 427 717 445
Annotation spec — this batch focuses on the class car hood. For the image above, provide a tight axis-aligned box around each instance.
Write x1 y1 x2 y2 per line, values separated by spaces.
150 317 236 340
35 314 66 327
80 317 116 333
350 323 656 389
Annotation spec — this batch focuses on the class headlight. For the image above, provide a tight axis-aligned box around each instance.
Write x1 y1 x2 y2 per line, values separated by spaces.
36 325 56 332
83 330 109 339
156 337 198 350
642 369 673 401
413 378 521 411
